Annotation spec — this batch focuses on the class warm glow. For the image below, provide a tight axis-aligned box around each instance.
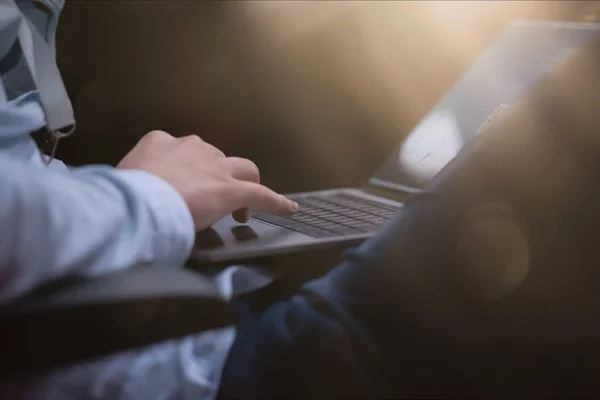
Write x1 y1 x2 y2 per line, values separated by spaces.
399 110 463 183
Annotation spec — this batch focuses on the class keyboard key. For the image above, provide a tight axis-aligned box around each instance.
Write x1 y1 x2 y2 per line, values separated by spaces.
254 213 336 238
254 193 400 238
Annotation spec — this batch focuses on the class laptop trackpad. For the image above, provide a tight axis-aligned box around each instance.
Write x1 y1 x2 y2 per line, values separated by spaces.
194 216 300 252
231 226 260 242
195 228 226 250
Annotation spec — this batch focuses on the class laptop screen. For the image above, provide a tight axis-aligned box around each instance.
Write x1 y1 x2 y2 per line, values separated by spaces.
369 21 600 193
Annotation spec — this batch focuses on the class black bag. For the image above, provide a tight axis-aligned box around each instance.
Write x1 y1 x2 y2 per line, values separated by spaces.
0 267 236 378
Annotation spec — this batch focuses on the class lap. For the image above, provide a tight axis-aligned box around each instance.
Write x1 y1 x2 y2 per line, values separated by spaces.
218 193 466 398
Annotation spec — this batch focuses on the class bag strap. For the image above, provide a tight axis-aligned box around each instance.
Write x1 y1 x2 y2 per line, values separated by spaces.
3 0 75 133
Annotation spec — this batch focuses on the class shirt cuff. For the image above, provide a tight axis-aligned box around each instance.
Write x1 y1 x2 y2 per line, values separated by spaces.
116 169 196 266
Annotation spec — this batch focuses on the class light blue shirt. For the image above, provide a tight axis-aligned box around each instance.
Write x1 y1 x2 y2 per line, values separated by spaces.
0 1 236 398
0 91 197 303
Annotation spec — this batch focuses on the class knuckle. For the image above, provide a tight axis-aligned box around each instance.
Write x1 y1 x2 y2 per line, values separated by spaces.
245 159 260 176
235 157 260 181
181 135 204 145
216 157 234 174
145 130 171 141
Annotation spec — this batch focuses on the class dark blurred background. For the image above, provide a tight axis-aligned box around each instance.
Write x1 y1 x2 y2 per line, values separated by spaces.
55 1 600 194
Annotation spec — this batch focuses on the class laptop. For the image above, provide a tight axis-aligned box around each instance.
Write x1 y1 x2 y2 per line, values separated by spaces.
190 20 600 264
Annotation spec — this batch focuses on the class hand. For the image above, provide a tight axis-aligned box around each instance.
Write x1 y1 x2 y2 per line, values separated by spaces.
117 130 298 231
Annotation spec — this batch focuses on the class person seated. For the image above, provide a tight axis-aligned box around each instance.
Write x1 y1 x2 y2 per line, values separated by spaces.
2 1 600 399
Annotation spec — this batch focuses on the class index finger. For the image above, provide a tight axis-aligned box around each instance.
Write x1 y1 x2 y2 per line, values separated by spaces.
232 181 299 216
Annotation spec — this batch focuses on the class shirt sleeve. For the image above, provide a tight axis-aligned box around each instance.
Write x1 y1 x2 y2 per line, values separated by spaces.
0 155 195 304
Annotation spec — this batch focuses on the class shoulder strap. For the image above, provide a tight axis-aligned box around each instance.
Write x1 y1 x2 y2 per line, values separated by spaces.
2 0 74 133
0 3 21 61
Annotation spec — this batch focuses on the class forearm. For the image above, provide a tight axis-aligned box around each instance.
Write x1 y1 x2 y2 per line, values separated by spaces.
0 156 195 303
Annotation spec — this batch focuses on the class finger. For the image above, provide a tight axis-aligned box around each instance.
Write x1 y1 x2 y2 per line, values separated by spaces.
232 208 251 224
227 157 260 222
234 181 299 216
226 157 260 183
227 158 261 222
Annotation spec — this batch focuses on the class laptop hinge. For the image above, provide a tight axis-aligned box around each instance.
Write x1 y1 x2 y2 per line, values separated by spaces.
361 179 421 203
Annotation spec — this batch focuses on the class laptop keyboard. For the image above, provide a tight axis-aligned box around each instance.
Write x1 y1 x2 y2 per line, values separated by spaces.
253 193 401 238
